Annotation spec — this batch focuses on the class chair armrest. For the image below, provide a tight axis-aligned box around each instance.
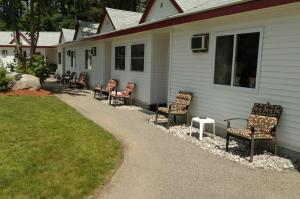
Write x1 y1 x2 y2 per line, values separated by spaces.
224 118 248 128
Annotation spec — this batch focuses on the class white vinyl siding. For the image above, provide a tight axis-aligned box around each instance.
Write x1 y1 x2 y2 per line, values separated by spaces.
111 33 152 105
169 4 300 152
151 32 170 104
145 0 179 22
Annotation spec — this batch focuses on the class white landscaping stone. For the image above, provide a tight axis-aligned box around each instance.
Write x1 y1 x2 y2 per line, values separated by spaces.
11 74 41 91
149 118 299 171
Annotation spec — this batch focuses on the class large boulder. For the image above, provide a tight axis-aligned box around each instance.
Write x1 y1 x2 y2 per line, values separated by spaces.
11 74 41 91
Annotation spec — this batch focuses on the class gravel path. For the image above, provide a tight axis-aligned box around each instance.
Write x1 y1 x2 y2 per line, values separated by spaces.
45 82 300 199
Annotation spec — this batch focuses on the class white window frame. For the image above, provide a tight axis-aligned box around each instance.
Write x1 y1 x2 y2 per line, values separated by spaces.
85 49 92 70
212 27 263 93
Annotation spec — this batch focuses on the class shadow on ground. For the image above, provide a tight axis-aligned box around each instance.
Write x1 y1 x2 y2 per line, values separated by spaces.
42 79 92 97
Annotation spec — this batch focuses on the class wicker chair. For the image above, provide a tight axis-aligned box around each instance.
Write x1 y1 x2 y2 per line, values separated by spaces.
94 79 118 101
155 91 193 129
110 82 136 107
225 102 282 162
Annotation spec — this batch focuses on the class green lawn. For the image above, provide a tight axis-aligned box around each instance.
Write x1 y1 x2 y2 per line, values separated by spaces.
0 96 122 199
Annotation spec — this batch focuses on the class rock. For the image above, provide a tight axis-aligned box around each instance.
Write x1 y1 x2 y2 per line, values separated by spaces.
11 74 41 91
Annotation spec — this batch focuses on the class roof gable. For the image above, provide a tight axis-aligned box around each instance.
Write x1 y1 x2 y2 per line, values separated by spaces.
98 7 142 33
9 32 30 45
59 28 75 43
140 0 183 23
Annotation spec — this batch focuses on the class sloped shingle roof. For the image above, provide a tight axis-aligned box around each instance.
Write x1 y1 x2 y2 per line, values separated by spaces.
106 7 143 30
78 20 99 38
175 0 246 13
0 31 60 46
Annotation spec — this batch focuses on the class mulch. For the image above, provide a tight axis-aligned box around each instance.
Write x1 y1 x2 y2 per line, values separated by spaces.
0 89 53 96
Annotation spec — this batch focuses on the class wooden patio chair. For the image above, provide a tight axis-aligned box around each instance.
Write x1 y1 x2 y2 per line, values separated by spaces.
94 79 118 101
110 82 136 107
225 102 283 162
155 91 193 129
70 72 87 89
61 70 70 85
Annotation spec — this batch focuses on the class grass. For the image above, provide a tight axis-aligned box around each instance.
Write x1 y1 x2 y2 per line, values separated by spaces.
0 96 122 199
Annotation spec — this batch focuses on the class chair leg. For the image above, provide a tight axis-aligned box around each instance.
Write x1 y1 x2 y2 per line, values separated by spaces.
226 133 230 152
250 136 255 162
94 90 96 98
274 138 278 156
114 97 117 107
186 113 189 126
155 111 159 124
167 114 171 129
109 95 112 105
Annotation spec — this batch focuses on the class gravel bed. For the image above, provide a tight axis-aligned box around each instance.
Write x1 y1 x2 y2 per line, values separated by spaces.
149 118 299 171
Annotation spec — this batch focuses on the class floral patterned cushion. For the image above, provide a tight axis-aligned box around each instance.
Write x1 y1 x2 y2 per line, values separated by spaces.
247 114 278 134
158 107 187 115
105 80 117 92
251 103 282 118
227 128 273 139
170 92 192 112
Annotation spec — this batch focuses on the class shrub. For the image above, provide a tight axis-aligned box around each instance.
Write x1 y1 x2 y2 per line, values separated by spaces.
0 67 12 92
8 54 50 84
27 55 50 83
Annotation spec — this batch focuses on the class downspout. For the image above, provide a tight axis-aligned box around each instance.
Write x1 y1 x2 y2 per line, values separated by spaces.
168 29 174 101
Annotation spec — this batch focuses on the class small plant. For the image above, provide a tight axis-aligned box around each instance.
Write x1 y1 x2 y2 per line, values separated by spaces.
0 67 12 92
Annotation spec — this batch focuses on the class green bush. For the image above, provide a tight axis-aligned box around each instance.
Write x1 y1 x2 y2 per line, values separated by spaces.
8 54 50 84
0 67 12 92
27 55 50 83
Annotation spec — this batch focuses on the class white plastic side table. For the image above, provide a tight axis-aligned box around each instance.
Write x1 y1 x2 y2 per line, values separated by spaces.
190 117 216 140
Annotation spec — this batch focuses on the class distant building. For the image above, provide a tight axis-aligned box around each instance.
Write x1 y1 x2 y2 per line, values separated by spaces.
0 31 60 68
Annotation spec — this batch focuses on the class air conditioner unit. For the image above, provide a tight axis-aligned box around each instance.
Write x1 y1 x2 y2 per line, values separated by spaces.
2 50 7 56
191 34 209 52
91 47 97 56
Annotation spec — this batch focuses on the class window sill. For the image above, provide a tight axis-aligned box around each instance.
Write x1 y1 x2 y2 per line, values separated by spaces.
212 84 259 94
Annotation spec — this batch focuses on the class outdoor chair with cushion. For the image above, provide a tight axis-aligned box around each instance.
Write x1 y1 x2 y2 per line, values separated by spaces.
225 102 282 162
155 91 193 129
110 82 136 107
70 72 88 89
94 79 118 101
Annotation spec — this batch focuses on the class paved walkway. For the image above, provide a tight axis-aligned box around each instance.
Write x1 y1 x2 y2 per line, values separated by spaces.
45 82 300 199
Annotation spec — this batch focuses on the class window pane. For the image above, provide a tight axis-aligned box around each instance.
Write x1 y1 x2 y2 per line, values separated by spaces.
214 35 234 85
115 46 125 70
131 59 144 71
233 32 260 88
131 44 144 72
131 44 144 57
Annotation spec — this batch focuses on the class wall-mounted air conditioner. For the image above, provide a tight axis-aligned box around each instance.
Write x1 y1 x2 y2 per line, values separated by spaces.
191 34 209 52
